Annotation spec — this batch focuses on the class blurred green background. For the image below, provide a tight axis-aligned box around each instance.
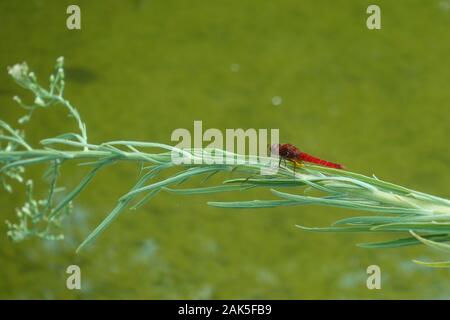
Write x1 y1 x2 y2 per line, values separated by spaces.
0 0 449 299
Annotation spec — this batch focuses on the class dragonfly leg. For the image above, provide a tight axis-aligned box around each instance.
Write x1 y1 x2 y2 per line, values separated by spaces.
290 160 297 180
293 161 297 180
290 160 303 180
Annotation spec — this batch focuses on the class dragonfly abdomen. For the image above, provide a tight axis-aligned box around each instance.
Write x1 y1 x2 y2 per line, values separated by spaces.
299 152 344 169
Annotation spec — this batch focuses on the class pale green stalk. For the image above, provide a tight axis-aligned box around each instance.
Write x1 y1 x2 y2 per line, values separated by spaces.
1 58 449 267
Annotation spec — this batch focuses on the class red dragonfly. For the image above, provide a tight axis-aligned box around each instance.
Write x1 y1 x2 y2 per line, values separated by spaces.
270 143 344 169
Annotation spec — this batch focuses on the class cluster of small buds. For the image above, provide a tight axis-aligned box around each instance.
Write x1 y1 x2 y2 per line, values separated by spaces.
7 57 67 125
1 57 83 244
5 179 67 242
50 56 65 96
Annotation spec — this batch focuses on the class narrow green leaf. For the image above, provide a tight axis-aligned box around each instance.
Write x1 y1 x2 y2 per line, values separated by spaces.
334 215 413 225
76 166 164 252
164 184 254 195
77 199 129 253
372 222 450 233
358 234 450 249
272 189 429 215
412 260 450 268
49 162 107 219
121 167 221 200
208 200 298 209
296 225 374 233
410 231 450 252
130 189 161 210
1 156 56 173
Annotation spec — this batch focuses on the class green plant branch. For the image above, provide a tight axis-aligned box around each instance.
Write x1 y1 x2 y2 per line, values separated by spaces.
1 58 449 267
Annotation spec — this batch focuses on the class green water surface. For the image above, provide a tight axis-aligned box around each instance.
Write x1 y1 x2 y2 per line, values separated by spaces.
0 0 449 299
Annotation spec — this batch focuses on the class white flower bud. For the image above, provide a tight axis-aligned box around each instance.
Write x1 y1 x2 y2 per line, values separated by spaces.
7 63 29 81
